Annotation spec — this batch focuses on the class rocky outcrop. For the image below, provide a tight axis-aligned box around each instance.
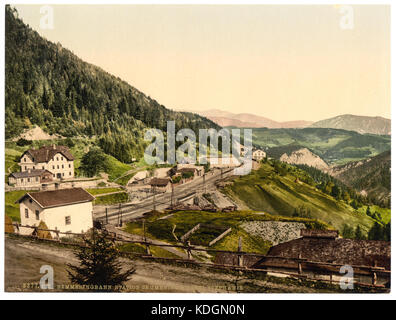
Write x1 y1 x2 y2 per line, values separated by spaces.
280 148 329 170
241 221 306 245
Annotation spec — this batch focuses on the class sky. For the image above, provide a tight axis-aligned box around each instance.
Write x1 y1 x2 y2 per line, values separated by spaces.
14 5 390 122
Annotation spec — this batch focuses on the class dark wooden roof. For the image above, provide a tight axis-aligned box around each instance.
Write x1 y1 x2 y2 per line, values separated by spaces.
17 188 94 208
149 178 171 187
258 237 391 270
21 145 74 163
10 169 52 179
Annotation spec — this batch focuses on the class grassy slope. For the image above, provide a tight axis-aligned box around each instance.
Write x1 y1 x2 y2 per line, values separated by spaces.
5 190 33 222
124 210 330 254
93 192 129 205
223 162 377 234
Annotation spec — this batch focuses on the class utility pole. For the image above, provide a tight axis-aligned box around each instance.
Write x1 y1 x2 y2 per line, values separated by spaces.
153 186 156 211
119 203 123 227
143 219 147 242
238 236 243 268
171 184 175 208
203 173 206 193
118 203 121 227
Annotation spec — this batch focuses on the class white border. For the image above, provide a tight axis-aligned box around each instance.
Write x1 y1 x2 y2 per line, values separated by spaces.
1 0 394 301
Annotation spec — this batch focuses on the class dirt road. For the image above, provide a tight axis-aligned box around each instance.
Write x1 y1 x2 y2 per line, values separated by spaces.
5 235 342 293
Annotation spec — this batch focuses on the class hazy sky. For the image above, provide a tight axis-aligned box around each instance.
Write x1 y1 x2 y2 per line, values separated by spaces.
14 5 390 122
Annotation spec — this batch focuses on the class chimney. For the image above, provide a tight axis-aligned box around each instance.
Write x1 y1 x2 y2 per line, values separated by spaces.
53 144 56 150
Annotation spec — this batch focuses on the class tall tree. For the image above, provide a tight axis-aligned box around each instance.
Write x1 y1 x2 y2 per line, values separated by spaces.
67 230 135 292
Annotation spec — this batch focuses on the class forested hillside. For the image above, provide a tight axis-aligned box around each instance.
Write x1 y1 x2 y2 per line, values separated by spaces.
329 151 391 207
5 6 218 162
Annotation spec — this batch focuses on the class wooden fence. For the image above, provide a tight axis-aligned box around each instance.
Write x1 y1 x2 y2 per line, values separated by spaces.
5 223 390 290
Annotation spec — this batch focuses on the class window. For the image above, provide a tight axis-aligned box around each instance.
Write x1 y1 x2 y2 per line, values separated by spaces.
21 178 23 183
62 164 64 169
69 172 72 176
24 166 27 170
52 165 55 169
42 166 44 170
69 164 71 168
57 165 59 169
36 177 39 182
24 158 26 162
33 166 35 170
35 210 39 221
25 209 29 218
53 174 55 178
62 173 64 177
56 157 59 161
65 216 71 225
27 178 30 182
61 157 63 161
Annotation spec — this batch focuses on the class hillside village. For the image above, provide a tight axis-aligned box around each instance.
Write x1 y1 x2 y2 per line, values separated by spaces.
4 137 391 291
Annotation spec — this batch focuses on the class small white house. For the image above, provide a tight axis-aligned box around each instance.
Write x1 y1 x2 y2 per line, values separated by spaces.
17 188 94 236
252 148 267 161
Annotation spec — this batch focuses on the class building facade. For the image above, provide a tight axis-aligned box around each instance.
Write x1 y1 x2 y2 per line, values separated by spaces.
18 145 75 180
252 148 267 161
8 169 53 187
17 188 94 235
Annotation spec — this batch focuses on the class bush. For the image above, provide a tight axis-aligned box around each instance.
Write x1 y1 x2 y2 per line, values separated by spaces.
80 148 109 177
16 138 31 146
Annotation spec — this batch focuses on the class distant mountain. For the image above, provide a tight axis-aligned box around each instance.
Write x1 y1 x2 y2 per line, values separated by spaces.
328 150 391 206
196 109 313 128
310 114 391 135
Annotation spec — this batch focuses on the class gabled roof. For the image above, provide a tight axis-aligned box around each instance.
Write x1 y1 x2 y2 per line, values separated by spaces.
21 145 74 163
9 169 52 179
17 188 94 209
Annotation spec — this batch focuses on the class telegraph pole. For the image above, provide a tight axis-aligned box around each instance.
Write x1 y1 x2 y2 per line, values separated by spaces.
153 186 156 211
119 203 123 227
171 184 175 208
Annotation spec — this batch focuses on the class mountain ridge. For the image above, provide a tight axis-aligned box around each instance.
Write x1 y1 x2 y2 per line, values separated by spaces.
196 109 313 128
310 114 391 135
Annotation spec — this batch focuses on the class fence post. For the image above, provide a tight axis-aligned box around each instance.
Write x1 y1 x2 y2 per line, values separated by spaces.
298 253 303 275
238 237 243 267
372 260 378 286
105 207 108 224
187 241 192 260
145 242 151 256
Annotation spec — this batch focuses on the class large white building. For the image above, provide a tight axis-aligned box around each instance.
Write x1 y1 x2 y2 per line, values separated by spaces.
17 188 94 235
18 145 75 180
